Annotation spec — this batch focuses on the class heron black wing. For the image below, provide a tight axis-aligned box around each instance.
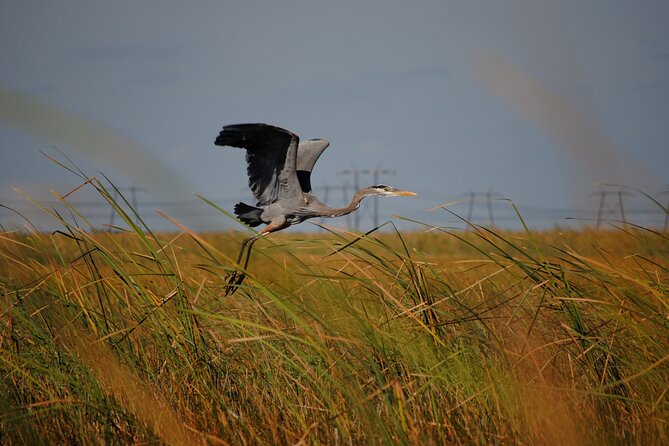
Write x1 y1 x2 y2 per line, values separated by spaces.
296 139 330 193
215 123 303 206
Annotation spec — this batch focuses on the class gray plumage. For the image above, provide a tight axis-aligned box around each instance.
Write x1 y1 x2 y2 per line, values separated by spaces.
214 123 415 294
215 123 415 231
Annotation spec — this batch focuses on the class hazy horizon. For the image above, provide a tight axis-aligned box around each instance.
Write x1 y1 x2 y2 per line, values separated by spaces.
1 1 667 232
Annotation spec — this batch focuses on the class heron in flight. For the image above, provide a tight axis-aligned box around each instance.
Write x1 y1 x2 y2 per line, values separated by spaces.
215 123 416 295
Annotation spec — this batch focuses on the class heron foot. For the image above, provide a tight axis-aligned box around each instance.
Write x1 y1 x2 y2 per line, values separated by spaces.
224 269 247 296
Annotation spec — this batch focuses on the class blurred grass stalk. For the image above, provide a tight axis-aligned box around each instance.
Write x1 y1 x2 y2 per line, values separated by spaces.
1 170 668 445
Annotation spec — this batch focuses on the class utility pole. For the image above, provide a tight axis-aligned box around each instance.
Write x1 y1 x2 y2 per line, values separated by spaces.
339 169 361 230
465 192 475 222
339 169 360 231
370 168 396 227
595 190 605 228
617 190 627 225
342 183 352 228
486 191 496 227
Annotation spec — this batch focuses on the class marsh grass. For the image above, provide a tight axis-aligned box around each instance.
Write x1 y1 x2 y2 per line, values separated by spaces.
1 174 668 445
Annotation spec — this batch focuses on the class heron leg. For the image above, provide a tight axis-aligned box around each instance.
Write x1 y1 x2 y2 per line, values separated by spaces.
225 235 258 296
224 222 288 296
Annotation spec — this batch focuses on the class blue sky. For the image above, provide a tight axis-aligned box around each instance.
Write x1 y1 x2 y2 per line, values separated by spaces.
1 1 667 231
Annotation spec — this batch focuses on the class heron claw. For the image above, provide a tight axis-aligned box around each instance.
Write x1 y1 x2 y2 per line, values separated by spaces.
224 270 247 296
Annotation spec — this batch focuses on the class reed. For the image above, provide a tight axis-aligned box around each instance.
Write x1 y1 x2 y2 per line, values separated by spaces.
1 176 667 445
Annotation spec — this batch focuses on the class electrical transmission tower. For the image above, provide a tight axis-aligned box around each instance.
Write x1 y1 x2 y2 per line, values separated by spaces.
461 190 502 227
338 168 396 230
108 186 147 231
590 187 633 228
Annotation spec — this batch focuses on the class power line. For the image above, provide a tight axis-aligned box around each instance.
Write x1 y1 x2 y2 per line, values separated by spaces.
3 187 669 231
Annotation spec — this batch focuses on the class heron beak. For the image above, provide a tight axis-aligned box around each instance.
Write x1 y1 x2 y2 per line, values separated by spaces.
392 190 417 196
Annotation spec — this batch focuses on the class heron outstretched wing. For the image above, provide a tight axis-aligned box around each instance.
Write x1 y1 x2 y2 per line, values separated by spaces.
296 139 330 193
215 123 303 206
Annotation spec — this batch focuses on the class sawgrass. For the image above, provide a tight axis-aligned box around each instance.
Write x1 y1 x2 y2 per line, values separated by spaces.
1 176 668 445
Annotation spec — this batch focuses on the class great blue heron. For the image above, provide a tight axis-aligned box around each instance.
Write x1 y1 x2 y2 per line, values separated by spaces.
215 123 416 295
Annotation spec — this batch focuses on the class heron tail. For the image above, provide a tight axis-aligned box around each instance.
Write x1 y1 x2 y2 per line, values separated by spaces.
234 202 263 227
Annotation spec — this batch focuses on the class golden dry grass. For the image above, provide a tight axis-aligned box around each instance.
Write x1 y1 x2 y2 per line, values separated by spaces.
1 222 667 445
0 173 667 444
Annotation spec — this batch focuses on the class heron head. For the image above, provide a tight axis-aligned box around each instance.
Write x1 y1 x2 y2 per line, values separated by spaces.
367 184 417 197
